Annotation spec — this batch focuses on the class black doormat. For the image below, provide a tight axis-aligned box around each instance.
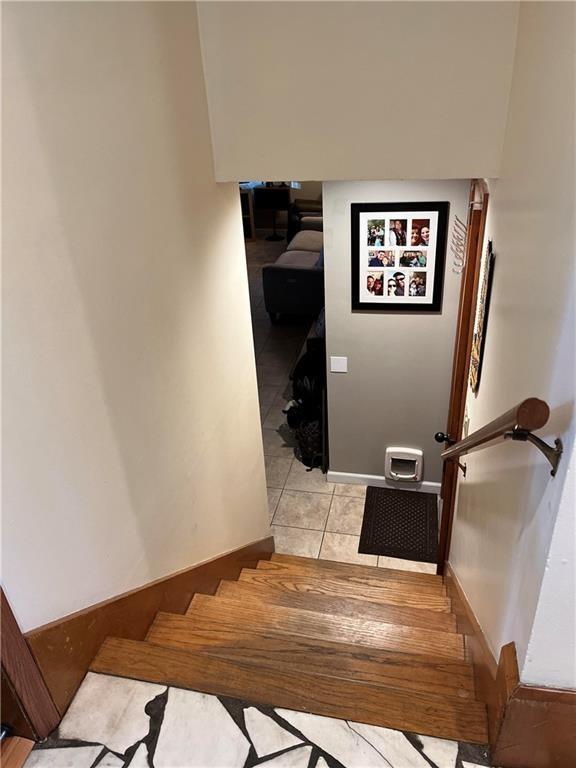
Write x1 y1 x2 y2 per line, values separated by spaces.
358 487 438 563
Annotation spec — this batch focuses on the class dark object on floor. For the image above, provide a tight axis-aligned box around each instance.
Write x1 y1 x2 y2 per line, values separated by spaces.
288 335 326 470
294 419 322 469
358 487 438 563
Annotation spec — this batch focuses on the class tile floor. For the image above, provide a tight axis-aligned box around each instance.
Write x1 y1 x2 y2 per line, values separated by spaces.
25 672 492 768
248 235 436 575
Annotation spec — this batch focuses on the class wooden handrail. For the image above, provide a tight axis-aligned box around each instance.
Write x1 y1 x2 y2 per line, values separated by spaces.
442 398 550 461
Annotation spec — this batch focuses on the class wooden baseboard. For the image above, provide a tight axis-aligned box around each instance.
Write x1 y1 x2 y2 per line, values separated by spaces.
494 684 576 768
26 536 274 716
1 737 35 768
445 563 576 768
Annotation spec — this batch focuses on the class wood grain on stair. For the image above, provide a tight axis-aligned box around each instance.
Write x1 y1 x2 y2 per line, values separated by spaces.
238 568 452 612
0 738 34 768
268 553 445 590
185 594 465 659
259 560 446 596
91 637 488 743
146 611 474 698
216 580 457 632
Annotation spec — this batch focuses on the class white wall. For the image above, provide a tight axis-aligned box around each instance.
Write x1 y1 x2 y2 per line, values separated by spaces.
522 436 576 689
323 180 469 484
2 1 269 632
197 1 519 182
449 2 575 686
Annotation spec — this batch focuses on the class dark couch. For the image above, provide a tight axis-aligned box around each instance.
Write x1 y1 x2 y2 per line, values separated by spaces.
262 229 324 323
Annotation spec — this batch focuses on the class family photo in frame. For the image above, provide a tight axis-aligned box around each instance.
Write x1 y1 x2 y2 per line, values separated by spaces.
351 202 449 312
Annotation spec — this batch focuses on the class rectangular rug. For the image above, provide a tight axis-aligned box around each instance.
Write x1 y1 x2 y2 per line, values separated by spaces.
358 487 438 563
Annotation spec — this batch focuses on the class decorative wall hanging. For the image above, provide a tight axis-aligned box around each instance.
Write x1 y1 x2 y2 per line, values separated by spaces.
451 214 468 274
351 202 449 312
469 239 496 394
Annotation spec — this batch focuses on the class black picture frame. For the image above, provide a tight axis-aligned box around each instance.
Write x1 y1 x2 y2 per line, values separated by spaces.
351 201 449 312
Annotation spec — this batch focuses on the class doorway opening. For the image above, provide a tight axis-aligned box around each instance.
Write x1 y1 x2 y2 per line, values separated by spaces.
242 181 355 564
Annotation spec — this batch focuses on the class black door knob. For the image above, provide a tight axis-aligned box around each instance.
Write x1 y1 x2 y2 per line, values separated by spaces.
435 432 455 445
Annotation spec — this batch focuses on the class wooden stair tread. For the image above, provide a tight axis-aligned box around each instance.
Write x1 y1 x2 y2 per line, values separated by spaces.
238 568 452 612
217 580 457 633
92 637 487 744
269 553 443 589
147 611 474 698
259 560 446 596
185 594 465 659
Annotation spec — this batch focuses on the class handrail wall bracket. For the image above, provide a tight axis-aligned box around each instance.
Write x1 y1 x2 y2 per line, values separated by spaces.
506 430 564 477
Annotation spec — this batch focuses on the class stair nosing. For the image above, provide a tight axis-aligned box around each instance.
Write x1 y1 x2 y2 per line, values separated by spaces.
91 637 488 744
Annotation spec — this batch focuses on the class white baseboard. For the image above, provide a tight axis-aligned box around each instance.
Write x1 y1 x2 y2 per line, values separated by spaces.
327 470 441 495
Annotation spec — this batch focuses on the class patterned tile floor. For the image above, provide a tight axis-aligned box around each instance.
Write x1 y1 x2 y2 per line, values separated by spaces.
248 234 435 575
25 672 492 767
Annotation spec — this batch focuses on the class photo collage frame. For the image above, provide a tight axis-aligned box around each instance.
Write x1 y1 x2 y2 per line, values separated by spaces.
351 202 449 312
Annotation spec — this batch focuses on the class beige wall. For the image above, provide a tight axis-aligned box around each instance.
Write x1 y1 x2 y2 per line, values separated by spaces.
197 1 519 182
2 1 269 632
323 180 469 484
449 2 575 685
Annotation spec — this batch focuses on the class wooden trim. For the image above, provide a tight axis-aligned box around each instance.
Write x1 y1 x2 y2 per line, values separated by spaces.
1 671 36 740
444 564 498 688
494 685 576 768
445 564 576 768
444 563 516 741
1 590 60 740
26 536 274 716
437 179 489 574
0 737 35 768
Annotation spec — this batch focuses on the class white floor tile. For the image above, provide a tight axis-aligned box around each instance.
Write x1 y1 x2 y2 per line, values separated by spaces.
333 483 367 499
326 496 365 535
58 672 165 754
262 428 295 458
284 461 334 495
276 710 388 767
418 734 459 768
273 490 331 530
267 488 282 519
244 707 302 757
378 556 437 574
259 746 312 767
265 456 293 489
25 747 103 768
271 525 323 557
320 532 378 566
350 722 430 767
98 754 124 767
154 688 250 768
126 744 149 767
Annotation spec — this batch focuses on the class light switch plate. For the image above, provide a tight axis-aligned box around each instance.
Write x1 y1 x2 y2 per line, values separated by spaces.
330 356 348 373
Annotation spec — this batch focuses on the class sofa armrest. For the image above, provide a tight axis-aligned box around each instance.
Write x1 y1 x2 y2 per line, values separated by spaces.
262 264 325 318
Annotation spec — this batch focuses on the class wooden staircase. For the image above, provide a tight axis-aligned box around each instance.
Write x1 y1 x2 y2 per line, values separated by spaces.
91 553 488 744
